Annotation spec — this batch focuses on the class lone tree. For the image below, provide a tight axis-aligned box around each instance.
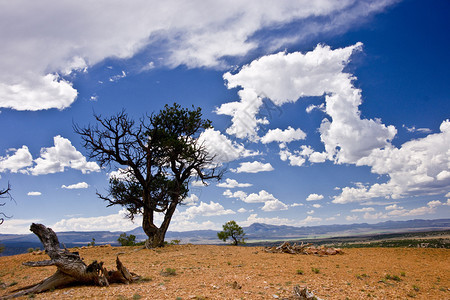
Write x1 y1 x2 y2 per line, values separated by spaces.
75 103 223 248
0 183 12 226
217 220 246 246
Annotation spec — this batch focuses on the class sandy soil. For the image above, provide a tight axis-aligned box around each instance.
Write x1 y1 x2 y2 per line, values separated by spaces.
1 245 449 299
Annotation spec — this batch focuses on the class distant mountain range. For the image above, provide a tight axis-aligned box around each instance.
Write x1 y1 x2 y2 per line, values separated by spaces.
1 218 449 256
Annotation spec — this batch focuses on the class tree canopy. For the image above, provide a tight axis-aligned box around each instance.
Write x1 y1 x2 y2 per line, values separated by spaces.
75 103 223 247
217 220 246 246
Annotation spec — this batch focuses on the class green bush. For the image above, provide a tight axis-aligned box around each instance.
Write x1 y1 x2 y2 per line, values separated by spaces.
117 233 136 246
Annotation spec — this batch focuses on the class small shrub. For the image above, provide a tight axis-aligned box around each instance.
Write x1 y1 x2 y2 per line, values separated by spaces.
385 274 402 282
132 294 142 300
117 233 136 246
170 239 181 245
27 248 34 253
412 285 420 292
296 269 304 275
160 268 176 276
401 271 406 277
311 267 320 274
88 238 95 246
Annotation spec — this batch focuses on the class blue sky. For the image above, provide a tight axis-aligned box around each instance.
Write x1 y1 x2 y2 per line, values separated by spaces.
0 0 449 234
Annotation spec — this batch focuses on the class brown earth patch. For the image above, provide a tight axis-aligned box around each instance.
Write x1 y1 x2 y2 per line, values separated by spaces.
1 245 449 299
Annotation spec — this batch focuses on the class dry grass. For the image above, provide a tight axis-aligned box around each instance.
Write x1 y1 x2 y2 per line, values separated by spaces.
0 245 449 299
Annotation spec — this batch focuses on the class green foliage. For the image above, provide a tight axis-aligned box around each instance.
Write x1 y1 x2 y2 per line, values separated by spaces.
160 268 177 276
170 239 181 245
385 274 402 282
217 220 246 246
88 237 95 246
311 267 320 274
117 233 136 246
296 269 304 275
0 245 4 254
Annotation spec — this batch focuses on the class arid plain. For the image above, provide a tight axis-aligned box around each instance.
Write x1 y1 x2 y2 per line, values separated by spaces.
1 245 449 299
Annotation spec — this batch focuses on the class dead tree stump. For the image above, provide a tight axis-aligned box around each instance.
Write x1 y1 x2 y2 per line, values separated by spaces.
1 223 140 299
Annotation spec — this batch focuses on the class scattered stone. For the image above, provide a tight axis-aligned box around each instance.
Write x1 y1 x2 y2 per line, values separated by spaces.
265 241 343 256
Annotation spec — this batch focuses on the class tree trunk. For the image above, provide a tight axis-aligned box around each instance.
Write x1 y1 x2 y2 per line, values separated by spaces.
1 223 140 299
142 200 178 248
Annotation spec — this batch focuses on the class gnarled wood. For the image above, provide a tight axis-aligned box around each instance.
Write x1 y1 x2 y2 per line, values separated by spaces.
0 223 140 299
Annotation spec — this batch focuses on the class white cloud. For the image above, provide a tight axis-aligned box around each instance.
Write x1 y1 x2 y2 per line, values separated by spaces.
183 194 199 206
261 126 306 144
61 182 89 189
27 191 41 196
334 119 450 204
345 215 359 222
351 207 374 213
387 200 445 217
0 146 33 173
243 190 276 203
291 203 304 207
307 210 315 215
261 199 288 212
0 218 42 234
300 216 322 224
403 125 432 134
109 70 127 82
306 193 324 201
1 1 396 111
52 209 142 232
223 189 248 201
181 201 235 219
363 212 385 220
217 178 252 188
312 204 322 208
232 161 274 173
385 204 403 211
278 144 306 167
29 135 100 175
237 208 247 213
0 74 78 111
198 128 258 164
240 213 293 227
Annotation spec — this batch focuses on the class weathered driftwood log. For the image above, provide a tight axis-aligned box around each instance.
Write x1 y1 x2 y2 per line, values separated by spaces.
1 223 140 299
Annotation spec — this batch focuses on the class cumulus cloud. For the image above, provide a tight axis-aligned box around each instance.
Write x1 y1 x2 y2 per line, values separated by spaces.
385 204 403 211
261 199 289 212
29 135 100 175
0 146 33 173
334 120 450 204
217 178 253 188
61 182 89 189
243 190 276 203
345 215 359 222
300 216 322 224
261 126 306 144
312 204 322 208
306 193 324 201
0 1 396 111
183 194 199 206
198 128 258 164
27 191 41 196
181 201 235 219
232 161 274 173
0 218 42 234
51 209 142 232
